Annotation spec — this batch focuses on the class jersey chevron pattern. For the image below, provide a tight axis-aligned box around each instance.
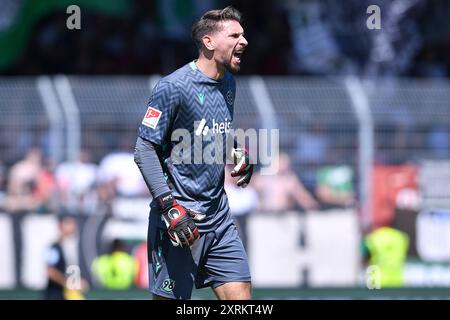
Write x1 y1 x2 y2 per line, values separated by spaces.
139 61 236 232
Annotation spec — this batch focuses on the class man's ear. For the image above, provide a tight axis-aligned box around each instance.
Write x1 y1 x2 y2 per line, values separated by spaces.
202 35 215 51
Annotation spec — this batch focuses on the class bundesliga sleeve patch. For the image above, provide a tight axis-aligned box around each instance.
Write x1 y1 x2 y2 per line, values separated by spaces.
142 107 162 129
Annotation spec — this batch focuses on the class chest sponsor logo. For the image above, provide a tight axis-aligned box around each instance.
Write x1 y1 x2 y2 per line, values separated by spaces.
195 118 231 136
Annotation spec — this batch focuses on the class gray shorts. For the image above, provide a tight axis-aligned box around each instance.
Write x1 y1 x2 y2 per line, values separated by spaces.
147 209 251 299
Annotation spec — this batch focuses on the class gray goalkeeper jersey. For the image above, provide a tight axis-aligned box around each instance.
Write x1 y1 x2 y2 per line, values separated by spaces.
138 61 236 232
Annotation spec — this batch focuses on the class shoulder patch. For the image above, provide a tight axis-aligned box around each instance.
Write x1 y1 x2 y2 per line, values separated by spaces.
142 107 162 129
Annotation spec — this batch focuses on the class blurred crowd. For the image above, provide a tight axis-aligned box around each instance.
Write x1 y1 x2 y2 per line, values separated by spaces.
2 0 450 78
0 146 149 215
0 144 356 217
0 122 449 216
0 141 426 294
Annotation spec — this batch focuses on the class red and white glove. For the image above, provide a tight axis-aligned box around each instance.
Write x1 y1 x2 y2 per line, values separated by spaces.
157 193 199 247
231 148 254 188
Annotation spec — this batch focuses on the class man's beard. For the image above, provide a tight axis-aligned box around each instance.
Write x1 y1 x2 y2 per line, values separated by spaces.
223 58 240 73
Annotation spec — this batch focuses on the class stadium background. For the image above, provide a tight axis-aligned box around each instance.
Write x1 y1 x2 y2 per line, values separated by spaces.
1 0 450 299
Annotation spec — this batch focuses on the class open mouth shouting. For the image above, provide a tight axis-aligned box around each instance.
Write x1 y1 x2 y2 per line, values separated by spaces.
232 48 245 64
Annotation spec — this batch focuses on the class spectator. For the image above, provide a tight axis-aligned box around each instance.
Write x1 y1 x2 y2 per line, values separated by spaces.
55 150 98 215
97 151 147 198
315 165 355 208
363 226 409 288
5 147 43 213
34 158 57 213
253 152 319 212
91 239 138 290
43 214 88 300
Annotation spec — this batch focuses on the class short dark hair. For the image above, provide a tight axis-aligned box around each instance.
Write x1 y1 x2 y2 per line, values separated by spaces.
111 239 125 252
57 213 77 224
191 6 243 49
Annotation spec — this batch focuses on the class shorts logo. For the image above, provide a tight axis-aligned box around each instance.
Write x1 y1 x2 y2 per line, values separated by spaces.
152 251 162 276
162 278 175 292
142 106 162 129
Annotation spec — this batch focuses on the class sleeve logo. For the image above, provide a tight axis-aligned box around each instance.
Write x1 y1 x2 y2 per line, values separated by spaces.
142 106 162 129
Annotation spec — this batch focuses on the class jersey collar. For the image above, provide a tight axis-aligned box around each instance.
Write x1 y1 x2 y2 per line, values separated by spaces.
190 60 225 84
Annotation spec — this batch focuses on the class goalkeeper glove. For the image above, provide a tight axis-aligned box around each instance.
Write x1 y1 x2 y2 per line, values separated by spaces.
157 192 199 247
231 147 254 188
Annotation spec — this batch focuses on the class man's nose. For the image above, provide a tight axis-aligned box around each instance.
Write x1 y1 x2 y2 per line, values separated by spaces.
240 36 248 47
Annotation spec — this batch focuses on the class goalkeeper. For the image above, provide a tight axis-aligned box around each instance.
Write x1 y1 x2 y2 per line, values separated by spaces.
134 6 253 300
